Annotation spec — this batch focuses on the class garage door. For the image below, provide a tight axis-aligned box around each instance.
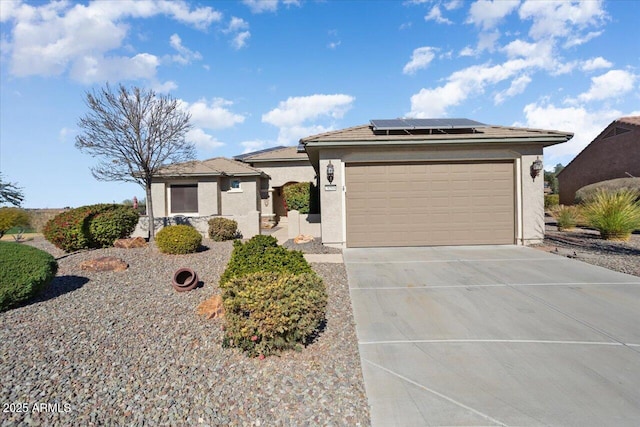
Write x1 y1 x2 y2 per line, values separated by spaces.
345 161 515 247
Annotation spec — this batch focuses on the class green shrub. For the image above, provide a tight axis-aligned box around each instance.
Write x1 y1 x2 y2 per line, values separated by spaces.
208 217 238 241
155 224 202 254
43 204 138 252
219 236 310 287
222 272 327 357
544 194 559 210
551 205 582 231
0 241 58 311
582 189 640 240
0 208 31 239
283 182 319 214
575 178 640 204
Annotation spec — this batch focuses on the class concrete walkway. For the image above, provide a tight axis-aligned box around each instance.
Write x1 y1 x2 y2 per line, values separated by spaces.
344 246 640 426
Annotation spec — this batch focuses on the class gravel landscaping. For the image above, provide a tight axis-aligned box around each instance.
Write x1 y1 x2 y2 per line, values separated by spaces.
534 218 640 278
1 237 370 426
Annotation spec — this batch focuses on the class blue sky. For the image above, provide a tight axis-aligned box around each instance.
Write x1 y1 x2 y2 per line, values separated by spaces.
1 0 638 208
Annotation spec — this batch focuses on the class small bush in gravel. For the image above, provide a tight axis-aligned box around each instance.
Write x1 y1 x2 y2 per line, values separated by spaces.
583 189 640 241
219 236 310 286
222 271 327 357
551 205 582 231
208 217 238 241
0 207 30 239
0 241 58 311
155 224 202 254
43 204 138 251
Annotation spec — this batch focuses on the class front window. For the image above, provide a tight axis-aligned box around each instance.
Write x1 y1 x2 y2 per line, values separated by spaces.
231 180 241 190
171 184 198 213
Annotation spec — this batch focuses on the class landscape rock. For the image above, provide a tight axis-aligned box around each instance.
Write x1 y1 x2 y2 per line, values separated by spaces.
114 237 147 249
197 295 225 319
293 234 314 244
80 256 128 272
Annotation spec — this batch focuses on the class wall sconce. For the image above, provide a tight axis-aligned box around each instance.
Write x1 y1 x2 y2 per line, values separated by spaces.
530 157 543 179
326 161 335 184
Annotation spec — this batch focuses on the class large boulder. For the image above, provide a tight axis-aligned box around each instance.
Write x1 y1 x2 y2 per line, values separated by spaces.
114 237 147 249
80 257 128 272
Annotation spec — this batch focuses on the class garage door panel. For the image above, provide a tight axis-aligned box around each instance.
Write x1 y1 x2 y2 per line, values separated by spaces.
346 162 515 247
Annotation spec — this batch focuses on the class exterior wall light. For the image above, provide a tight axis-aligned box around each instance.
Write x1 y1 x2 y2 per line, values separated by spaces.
530 157 543 179
326 161 335 184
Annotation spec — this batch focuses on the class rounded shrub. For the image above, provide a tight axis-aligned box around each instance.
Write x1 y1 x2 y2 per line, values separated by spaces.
208 217 238 241
582 189 640 240
575 178 640 204
155 224 202 254
551 205 582 231
0 241 58 311
283 182 319 214
0 207 31 239
43 204 138 252
222 271 328 357
220 236 310 287
544 194 559 210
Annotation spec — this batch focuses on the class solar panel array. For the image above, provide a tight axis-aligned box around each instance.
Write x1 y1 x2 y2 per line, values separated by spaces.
370 118 488 131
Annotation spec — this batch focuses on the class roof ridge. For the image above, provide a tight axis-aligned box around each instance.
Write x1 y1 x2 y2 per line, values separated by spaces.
300 124 370 142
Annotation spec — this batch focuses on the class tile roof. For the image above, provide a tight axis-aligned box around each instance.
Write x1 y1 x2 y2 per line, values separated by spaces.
155 157 265 177
235 146 308 162
618 116 640 127
300 123 573 143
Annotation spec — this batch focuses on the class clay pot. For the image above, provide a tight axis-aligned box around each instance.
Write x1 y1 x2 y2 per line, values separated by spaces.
172 268 199 292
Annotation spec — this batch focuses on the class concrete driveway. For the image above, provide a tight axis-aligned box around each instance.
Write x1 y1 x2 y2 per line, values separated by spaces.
343 246 640 426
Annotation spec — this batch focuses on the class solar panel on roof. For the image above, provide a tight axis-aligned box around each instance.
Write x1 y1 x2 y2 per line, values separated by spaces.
370 118 487 131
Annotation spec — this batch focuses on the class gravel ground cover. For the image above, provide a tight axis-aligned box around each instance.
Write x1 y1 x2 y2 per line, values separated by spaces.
282 239 342 254
1 237 369 426
534 220 640 278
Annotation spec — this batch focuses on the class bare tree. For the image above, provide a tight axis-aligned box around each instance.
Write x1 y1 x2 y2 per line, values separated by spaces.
76 84 194 240
0 173 24 206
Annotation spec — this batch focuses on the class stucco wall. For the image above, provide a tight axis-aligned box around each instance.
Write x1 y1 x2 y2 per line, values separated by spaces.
197 179 219 216
558 125 640 204
255 161 315 188
316 145 547 248
220 176 259 216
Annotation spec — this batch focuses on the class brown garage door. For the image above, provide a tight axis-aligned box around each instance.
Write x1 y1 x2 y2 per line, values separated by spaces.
346 161 515 247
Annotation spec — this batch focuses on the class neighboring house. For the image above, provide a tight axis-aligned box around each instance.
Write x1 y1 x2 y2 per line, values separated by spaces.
143 157 268 238
557 116 640 205
234 146 315 227
298 119 573 248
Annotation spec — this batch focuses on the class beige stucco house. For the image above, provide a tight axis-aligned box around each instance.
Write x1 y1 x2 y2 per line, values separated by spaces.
299 119 573 248
234 146 315 226
141 157 268 238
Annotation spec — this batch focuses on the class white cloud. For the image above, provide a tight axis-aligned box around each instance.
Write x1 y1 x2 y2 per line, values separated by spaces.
563 30 603 48
494 74 531 104
232 31 251 49
425 6 452 25
169 33 202 64
466 0 520 30
240 140 271 153
224 17 251 49
262 94 355 144
444 0 463 11
227 16 249 32
242 0 300 14
403 46 436 75
520 102 622 166
185 128 224 150
180 98 246 130
3 0 221 82
581 56 613 72
519 0 607 41
576 70 637 103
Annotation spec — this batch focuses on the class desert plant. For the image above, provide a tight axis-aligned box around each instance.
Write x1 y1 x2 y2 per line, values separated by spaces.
208 217 238 241
0 241 58 311
219 236 310 287
582 189 640 240
222 271 327 357
43 204 137 251
0 207 30 239
551 205 583 231
155 224 202 254
575 178 640 204
544 194 559 210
